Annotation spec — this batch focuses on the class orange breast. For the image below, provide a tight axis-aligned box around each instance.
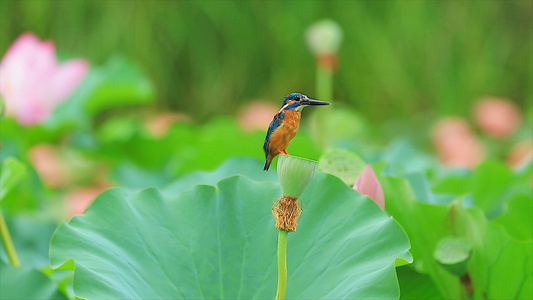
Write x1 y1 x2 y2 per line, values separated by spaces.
268 110 301 152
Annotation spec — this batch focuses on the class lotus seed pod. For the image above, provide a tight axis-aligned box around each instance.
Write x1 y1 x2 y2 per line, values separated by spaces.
277 154 317 198
306 19 344 56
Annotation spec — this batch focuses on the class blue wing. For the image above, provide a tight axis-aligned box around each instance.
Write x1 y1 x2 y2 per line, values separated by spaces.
263 111 284 157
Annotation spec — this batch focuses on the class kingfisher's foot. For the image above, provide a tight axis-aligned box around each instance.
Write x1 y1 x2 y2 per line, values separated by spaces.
277 149 289 155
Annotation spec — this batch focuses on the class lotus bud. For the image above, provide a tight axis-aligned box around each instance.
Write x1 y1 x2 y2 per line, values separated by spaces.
305 19 344 71
277 154 317 198
306 19 344 56
353 164 385 210
272 154 318 231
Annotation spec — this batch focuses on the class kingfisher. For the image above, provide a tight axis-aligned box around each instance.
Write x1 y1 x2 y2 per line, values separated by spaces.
263 92 330 170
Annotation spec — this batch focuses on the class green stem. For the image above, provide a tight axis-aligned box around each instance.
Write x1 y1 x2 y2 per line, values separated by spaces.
316 65 333 103
275 229 288 300
0 208 20 266
313 64 334 148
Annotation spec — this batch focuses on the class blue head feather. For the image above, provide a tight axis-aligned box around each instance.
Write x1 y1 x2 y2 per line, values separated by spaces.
282 92 307 107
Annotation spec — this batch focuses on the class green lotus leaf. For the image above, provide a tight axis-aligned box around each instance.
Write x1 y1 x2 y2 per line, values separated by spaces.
472 160 515 218
97 117 320 175
380 139 438 176
0 216 59 267
492 193 533 241
0 260 67 300
318 148 366 185
50 173 411 299
0 157 27 201
430 170 472 196
396 265 443 300
379 168 533 300
434 236 471 276
404 173 454 205
470 222 533 299
163 157 277 195
84 55 155 115
382 185 464 298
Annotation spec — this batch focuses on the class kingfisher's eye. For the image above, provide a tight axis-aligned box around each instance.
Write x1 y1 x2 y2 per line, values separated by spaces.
294 96 300 101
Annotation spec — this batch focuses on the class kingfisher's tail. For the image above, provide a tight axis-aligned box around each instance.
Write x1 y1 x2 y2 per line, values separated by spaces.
263 157 272 171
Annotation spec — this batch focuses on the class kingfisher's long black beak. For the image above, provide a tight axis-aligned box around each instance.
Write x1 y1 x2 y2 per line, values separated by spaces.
301 99 330 106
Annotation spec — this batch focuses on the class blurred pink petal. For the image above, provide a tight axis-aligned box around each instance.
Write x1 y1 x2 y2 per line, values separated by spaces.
432 117 485 169
28 144 70 188
353 164 385 210
145 112 191 138
0 32 89 125
507 140 533 170
473 97 521 138
238 101 279 131
65 185 110 217
46 59 89 105
17 100 50 126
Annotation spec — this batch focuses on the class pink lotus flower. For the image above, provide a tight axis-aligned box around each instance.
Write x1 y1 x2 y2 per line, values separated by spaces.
432 117 485 169
353 164 385 210
237 101 279 132
473 97 521 138
0 32 89 125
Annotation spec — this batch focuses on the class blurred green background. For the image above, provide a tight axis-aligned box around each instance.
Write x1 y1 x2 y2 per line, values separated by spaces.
1 0 531 122
1 2 532 299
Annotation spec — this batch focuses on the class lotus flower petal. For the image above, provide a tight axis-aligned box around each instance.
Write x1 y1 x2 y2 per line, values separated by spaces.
353 164 385 210
45 59 89 105
0 32 88 125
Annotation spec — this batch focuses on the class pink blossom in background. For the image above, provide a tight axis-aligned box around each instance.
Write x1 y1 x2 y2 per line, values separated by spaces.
65 185 110 217
28 144 70 188
432 117 486 169
353 164 385 210
238 101 279 132
145 112 190 138
473 97 521 138
507 140 533 170
0 32 89 125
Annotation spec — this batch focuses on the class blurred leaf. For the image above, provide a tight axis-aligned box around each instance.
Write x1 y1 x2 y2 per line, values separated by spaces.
0 118 63 150
492 193 533 241
308 106 370 147
405 173 455 205
0 173 43 213
380 139 438 176
379 174 469 299
0 260 67 300
98 117 320 176
472 160 518 218
97 115 140 143
0 157 27 201
163 156 276 195
45 55 155 130
380 168 533 300
431 170 473 196
52 269 75 300
44 70 100 130
50 174 411 299
318 148 366 185
84 55 155 115
470 223 533 300
111 162 176 195
397 266 443 300
433 236 471 276
0 215 59 267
